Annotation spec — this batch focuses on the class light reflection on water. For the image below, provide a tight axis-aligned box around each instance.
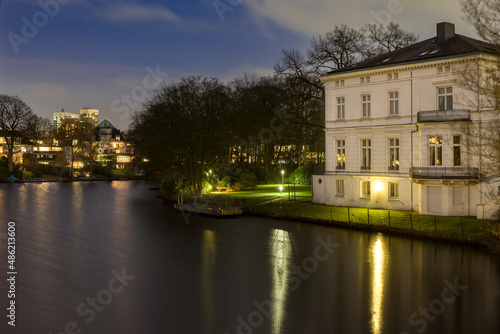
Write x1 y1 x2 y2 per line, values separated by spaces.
202 229 216 334
270 228 292 334
370 234 387 334
0 181 498 334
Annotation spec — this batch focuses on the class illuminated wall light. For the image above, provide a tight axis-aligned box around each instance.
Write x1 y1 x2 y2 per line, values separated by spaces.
374 181 384 192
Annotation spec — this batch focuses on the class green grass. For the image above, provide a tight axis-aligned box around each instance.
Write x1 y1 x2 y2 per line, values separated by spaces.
111 169 135 177
208 184 311 200
199 184 496 241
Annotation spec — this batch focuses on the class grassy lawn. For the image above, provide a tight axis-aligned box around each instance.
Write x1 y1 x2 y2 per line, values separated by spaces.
200 184 496 241
208 184 312 201
112 169 135 177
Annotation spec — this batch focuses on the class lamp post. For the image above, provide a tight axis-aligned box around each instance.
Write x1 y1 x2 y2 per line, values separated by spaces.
281 170 284 195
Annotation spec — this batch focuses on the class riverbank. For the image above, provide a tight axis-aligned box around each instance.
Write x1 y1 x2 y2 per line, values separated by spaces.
161 185 500 257
244 206 500 257
0 176 147 183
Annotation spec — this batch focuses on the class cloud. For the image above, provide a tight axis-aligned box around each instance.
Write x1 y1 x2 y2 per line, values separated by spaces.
90 1 181 23
243 0 473 38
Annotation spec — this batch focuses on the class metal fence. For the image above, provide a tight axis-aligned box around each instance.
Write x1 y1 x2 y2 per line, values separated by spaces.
243 198 497 240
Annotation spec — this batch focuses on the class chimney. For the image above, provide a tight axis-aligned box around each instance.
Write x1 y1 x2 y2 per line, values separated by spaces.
437 22 455 43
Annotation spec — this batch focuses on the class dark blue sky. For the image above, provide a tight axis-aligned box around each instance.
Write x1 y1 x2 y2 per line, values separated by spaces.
0 0 475 130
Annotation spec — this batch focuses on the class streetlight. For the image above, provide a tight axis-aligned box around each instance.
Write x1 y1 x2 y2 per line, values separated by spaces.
281 170 284 195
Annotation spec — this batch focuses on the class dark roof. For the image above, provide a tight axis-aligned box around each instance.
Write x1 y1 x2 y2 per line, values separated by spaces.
97 119 115 128
326 33 499 76
94 119 124 141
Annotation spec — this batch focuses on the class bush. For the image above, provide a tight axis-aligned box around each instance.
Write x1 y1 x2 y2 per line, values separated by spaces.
222 176 234 187
36 164 71 177
289 163 313 185
33 171 43 178
261 169 281 184
22 153 38 172
160 176 177 195
236 171 258 190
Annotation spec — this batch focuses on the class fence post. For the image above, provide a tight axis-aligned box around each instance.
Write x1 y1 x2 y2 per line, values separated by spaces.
367 209 370 225
461 217 463 236
434 215 437 233
348 207 351 224
388 211 391 227
410 213 413 231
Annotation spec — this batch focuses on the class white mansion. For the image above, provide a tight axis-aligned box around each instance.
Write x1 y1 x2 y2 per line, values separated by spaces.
312 23 500 219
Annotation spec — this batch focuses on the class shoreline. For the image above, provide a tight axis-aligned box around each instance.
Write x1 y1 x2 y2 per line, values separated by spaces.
244 209 500 258
0 176 147 183
159 194 500 258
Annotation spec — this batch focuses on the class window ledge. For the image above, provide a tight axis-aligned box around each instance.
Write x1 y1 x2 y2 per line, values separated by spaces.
360 196 371 199
387 115 401 119
388 198 399 201
336 195 345 197
359 117 372 121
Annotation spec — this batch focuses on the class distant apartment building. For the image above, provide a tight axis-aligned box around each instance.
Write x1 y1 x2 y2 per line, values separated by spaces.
53 109 79 130
312 23 500 219
80 108 99 128
94 119 134 169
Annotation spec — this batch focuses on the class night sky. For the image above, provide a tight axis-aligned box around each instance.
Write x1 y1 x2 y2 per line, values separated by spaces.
0 0 477 130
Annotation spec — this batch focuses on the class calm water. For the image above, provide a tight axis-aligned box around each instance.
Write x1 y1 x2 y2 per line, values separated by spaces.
0 181 499 334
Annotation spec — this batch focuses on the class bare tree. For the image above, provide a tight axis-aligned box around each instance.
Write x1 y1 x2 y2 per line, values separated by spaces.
458 0 500 220
129 76 235 198
307 24 367 74
363 22 419 57
0 95 35 172
461 0 500 44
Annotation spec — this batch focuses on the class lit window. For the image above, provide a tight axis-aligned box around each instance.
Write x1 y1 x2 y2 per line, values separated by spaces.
389 91 399 115
429 135 442 166
117 156 131 163
337 97 345 119
453 135 461 166
336 180 345 196
389 138 400 171
361 139 371 170
336 140 346 170
361 181 371 198
438 86 453 110
388 182 399 199
362 94 371 117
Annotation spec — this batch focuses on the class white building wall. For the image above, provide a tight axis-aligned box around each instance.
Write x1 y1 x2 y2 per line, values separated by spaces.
315 55 496 218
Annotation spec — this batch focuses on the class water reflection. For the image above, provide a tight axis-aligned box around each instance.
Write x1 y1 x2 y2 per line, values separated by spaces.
202 229 216 333
370 234 387 334
270 229 292 334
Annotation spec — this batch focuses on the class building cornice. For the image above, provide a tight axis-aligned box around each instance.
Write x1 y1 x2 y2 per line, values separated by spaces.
321 54 499 83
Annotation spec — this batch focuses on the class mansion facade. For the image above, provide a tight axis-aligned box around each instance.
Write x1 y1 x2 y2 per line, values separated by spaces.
312 23 500 219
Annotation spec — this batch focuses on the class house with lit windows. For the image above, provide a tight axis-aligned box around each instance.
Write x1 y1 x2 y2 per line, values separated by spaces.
94 119 134 170
312 22 500 219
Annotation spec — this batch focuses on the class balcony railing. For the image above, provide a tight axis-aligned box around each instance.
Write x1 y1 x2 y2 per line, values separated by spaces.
410 167 479 179
417 109 470 122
